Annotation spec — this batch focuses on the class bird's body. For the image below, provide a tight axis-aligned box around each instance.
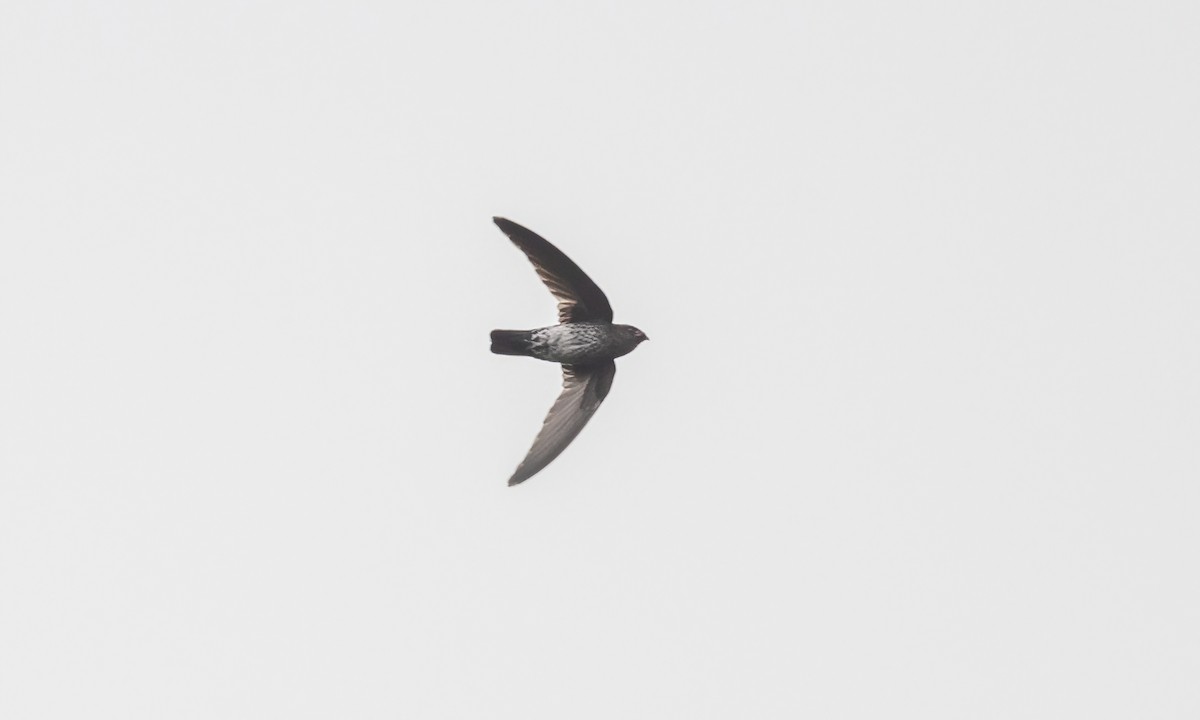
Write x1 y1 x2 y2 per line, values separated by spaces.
490 217 648 486
491 322 645 365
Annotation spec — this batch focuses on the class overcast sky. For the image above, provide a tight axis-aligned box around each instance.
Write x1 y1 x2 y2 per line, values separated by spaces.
2 1 1198 718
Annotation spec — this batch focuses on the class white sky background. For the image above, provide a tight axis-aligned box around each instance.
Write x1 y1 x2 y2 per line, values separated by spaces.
2 1 1198 717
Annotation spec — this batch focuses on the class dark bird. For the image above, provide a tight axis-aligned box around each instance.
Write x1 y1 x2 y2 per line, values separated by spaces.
490 217 649 486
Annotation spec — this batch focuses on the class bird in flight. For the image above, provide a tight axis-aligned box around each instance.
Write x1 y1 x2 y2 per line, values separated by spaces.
490 217 649 486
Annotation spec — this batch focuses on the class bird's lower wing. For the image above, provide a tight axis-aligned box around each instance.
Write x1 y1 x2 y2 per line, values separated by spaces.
508 360 617 486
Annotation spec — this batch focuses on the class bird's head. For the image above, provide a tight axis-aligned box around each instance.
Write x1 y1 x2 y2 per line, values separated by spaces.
616 324 650 346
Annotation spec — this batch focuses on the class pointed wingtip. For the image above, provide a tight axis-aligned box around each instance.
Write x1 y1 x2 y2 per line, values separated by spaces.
493 217 528 237
508 463 535 486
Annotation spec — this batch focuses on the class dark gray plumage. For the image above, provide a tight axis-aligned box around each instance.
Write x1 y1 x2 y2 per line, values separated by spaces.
491 217 648 486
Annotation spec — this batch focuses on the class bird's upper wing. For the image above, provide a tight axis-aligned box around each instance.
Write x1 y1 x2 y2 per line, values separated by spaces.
508 360 617 486
493 217 614 324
